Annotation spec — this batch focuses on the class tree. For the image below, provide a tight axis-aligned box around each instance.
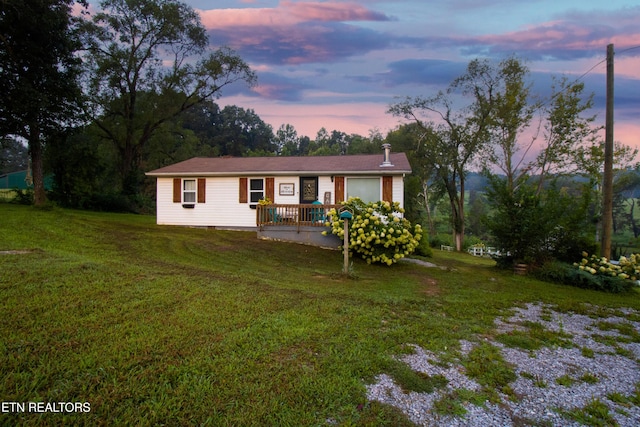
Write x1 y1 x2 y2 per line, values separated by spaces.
484 176 595 265
81 0 256 194
388 59 498 251
274 124 299 156
174 100 223 157
46 127 122 210
481 57 537 194
385 123 442 227
210 106 274 156
346 129 382 154
330 130 349 155
483 67 602 199
533 78 600 194
0 0 86 205
466 189 488 239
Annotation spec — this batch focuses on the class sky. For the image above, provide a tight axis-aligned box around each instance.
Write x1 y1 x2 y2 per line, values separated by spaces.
179 0 640 150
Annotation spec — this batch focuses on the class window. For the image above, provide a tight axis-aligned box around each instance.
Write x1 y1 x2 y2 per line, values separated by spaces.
249 178 264 203
347 177 380 203
183 179 196 204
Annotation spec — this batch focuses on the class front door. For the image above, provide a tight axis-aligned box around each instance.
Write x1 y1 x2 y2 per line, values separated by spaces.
300 176 318 204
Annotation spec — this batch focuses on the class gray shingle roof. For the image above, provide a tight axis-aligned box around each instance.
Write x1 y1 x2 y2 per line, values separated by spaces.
146 153 412 177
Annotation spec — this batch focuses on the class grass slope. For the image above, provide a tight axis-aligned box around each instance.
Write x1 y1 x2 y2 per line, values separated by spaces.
1 205 638 426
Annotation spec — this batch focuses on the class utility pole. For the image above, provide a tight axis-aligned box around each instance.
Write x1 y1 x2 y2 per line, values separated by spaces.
601 43 614 259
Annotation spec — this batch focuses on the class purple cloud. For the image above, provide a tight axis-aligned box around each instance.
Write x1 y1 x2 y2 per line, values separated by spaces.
458 7 640 60
207 22 419 65
199 1 414 64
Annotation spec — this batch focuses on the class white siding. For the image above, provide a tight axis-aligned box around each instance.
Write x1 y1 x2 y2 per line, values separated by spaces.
273 176 299 204
155 174 406 227
318 176 334 203
393 175 405 207
156 177 256 228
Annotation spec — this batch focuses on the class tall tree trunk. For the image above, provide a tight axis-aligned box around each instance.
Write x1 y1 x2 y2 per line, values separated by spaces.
447 182 464 252
421 181 437 237
28 122 47 206
456 175 466 251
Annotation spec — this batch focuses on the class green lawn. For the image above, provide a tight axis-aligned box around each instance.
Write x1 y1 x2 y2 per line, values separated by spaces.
1 205 638 426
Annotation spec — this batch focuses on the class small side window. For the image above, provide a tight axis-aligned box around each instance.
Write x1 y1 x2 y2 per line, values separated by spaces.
249 178 264 203
183 179 196 204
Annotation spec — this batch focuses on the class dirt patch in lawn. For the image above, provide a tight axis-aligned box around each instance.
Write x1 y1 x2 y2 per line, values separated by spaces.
0 249 38 255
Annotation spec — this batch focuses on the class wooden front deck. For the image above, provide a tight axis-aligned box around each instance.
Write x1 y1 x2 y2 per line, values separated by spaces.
256 204 341 230
256 204 343 248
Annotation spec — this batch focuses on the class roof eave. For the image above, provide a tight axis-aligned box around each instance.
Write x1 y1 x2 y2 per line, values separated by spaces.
146 169 412 177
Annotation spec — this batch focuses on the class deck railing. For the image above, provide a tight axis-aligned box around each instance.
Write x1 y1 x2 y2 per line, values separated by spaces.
256 204 341 230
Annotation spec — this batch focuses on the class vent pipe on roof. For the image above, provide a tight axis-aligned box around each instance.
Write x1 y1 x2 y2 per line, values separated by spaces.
380 143 393 167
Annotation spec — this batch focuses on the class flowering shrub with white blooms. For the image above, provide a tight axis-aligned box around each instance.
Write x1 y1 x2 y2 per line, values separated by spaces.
322 197 422 266
575 251 640 281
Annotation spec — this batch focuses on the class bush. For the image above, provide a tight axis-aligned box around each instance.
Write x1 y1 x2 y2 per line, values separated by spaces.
324 197 422 265
429 234 452 249
532 260 635 293
484 176 595 266
463 236 485 252
574 252 640 286
11 188 33 205
414 233 433 258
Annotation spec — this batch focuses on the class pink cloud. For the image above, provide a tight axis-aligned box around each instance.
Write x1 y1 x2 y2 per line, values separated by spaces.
464 7 640 61
476 21 607 51
198 8 294 29
197 1 389 30
282 1 390 22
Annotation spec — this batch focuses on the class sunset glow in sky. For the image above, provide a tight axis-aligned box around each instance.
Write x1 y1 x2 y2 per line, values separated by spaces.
134 1 640 147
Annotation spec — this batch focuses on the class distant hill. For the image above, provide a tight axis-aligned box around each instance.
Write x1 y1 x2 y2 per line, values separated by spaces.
462 170 640 198
465 172 491 192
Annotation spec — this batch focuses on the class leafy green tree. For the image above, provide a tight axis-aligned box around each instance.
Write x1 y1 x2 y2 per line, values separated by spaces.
484 176 594 266
466 189 489 240
298 135 312 156
533 78 600 194
142 121 204 172
330 130 349 155
388 59 498 251
483 70 604 201
313 127 330 151
46 127 122 210
472 60 601 197
169 100 275 158
481 57 537 194
0 0 86 205
81 0 256 194
345 129 383 155
210 106 274 156
385 123 443 228
275 124 300 156
175 100 224 156
308 127 349 155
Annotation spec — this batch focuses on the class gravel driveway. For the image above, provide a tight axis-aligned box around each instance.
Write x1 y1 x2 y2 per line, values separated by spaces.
367 303 640 426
